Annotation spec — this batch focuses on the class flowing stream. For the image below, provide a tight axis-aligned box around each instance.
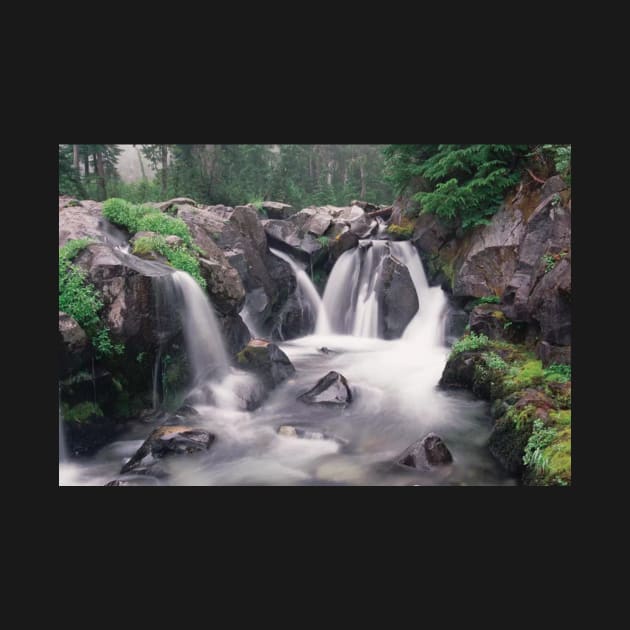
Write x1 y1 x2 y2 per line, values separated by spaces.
59 240 515 486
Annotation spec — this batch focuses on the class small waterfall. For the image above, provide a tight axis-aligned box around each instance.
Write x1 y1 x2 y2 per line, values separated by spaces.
318 240 447 342
270 248 331 335
169 271 230 384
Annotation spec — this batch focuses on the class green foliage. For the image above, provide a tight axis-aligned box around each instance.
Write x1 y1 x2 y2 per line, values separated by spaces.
59 240 102 333
62 401 103 423
132 234 206 288
523 419 557 472
503 320 513 329
472 295 500 306
386 223 414 240
482 351 508 371
93 328 124 359
542 144 571 181
505 359 545 390
316 235 330 249
103 198 192 246
451 332 490 356
542 254 556 273
136 352 146 364
544 363 571 383
384 144 528 231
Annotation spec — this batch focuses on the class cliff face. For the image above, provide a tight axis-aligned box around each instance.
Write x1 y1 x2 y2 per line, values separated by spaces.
411 176 571 364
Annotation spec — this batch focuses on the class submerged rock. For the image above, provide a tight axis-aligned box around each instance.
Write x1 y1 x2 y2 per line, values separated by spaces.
277 424 349 445
397 433 453 470
120 425 215 474
235 339 296 390
297 371 352 406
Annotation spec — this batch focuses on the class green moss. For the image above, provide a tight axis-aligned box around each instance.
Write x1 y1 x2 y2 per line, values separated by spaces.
541 427 571 485
549 409 571 426
63 401 103 423
503 359 545 392
491 310 505 320
386 223 414 240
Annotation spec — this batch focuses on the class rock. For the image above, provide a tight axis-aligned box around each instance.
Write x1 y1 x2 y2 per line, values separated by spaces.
350 200 380 212
541 176 567 198
488 415 531 476
261 201 296 220
164 235 184 248
397 433 453 470
269 292 315 341
453 205 527 298
120 425 215 474
73 243 168 349
297 371 352 406
105 477 161 486
326 231 359 270
444 306 469 344
536 341 571 367
59 311 90 375
59 200 106 246
439 351 485 390
235 339 295 390
64 413 120 456
469 304 508 340
376 254 419 339
318 347 337 354
155 197 198 212
218 313 251 356
528 257 571 345
198 257 246 316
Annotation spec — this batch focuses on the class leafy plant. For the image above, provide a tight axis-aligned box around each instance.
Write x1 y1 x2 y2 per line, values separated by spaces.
472 295 500 306
451 332 490 356
62 401 103 423
316 236 330 249
542 254 556 273
482 351 508 371
544 363 571 383
523 419 557 472
93 328 124 359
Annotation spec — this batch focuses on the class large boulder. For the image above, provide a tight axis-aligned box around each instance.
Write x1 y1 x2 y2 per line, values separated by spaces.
376 254 419 339
120 425 215 475
297 371 352 406
235 339 295 390
261 201 296 220
198 257 245 316
59 199 130 248
73 243 169 349
218 314 251 356
439 351 485 390
536 341 571 367
397 433 453 470
453 205 527 298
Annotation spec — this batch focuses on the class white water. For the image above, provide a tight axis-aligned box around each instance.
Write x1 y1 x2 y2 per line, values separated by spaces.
60 241 514 486
170 271 230 384
270 248 331 335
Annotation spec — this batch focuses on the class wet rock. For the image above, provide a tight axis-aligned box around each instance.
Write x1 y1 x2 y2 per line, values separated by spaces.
444 306 469 345
297 371 352 406
397 433 453 470
235 339 296 390
105 477 161 486
269 292 315 341
377 255 419 339
488 416 531 476
120 425 215 474
541 176 567 198
469 304 508 340
536 341 571 367
198 257 246 316
326 231 359 270
318 347 337 354
439 351 485 390
218 313 251 356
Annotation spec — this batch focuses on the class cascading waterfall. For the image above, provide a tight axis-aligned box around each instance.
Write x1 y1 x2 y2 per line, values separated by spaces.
270 248 331 335
317 240 445 339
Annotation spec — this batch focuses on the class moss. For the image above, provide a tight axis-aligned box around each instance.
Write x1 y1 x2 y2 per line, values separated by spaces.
491 310 505 320
503 359 545 393
386 222 414 240
549 409 571 426
62 401 103 423
540 427 571 485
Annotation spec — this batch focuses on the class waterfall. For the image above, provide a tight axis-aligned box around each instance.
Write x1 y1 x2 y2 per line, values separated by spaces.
169 271 230 384
317 240 446 342
270 248 331 335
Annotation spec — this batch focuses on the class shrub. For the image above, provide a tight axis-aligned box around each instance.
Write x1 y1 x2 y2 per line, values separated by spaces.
544 363 571 383
482 351 508 371
451 332 490 356
472 295 500 306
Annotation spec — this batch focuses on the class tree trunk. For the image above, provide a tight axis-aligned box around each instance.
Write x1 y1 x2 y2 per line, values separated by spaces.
84 153 90 177
160 145 168 196
73 145 80 171
95 151 107 200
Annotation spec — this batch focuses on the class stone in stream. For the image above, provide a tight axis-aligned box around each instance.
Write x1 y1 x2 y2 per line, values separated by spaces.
235 339 296 390
396 433 453 470
120 425 215 475
297 371 352 406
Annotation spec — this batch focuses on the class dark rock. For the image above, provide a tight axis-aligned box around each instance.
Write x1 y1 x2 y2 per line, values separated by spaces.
350 200 380 212
488 416 532 476
439 351 485 390
377 255 419 339
105 477 161 486
444 307 469 344
64 414 120 456
318 347 337 355
528 257 571 345
541 176 567 198
59 312 90 375
261 201 296 220
120 425 215 474
326 231 359 270
269 292 315 341
536 341 571 367
469 304 508 340
198 257 246 316
235 339 295 390
297 371 352 406
397 432 453 470
218 313 251 356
